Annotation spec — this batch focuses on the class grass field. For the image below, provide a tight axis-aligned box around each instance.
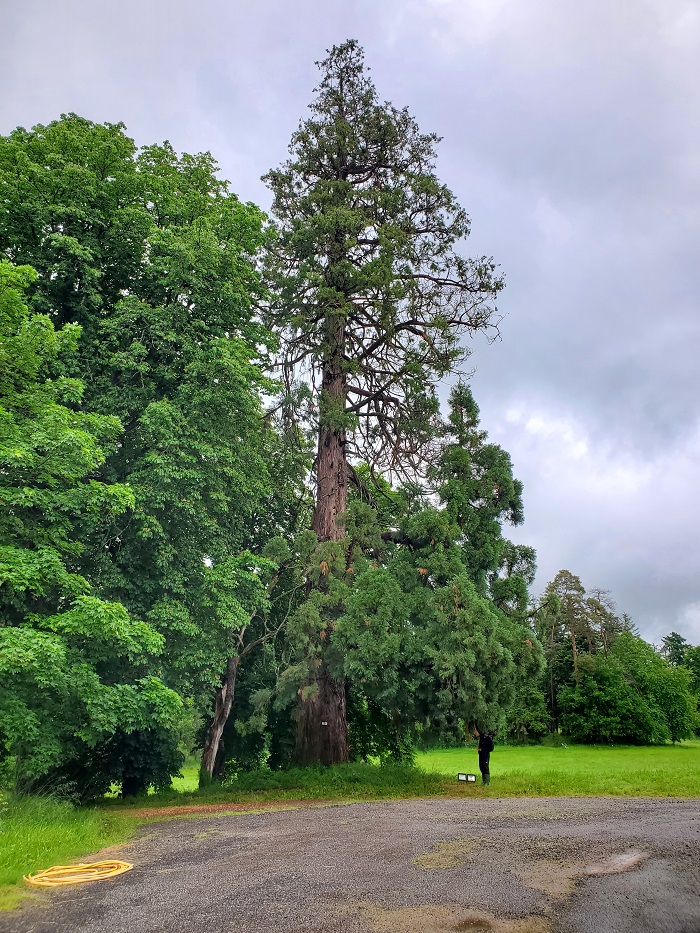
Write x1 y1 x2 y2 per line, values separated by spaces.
417 740 700 797
170 740 700 798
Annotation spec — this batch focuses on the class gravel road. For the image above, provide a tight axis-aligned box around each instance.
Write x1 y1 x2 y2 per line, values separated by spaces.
3 796 699 933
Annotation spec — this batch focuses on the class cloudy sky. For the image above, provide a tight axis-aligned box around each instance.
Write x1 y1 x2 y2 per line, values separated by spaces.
3 0 699 644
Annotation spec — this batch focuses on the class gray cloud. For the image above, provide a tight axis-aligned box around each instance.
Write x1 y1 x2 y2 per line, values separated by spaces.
2 0 699 641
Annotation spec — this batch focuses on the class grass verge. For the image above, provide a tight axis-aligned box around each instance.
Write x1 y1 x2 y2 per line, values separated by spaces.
109 761 446 810
0 794 137 911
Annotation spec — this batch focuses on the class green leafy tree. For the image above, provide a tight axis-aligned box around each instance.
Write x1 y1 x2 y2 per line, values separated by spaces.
546 570 591 676
559 654 662 744
263 41 503 763
258 379 540 765
535 573 646 734
332 497 542 755
535 589 569 732
504 682 550 741
584 589 627 656
0 260 180 792
0 116 298 779
219 452 541 766
437 384 524 593
611 634 697 743
684 645 700 696
560 633 697 744
535 570 595 729
489 541 537 620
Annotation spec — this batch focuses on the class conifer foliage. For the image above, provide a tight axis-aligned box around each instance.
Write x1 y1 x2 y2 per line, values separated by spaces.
264 41 505 763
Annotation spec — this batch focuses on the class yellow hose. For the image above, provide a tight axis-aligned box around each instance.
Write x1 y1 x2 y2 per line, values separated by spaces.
24 860 133 887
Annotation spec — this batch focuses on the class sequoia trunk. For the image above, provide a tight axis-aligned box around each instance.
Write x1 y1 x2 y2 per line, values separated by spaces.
298 317 350 765
311 356 348 544
294 670 349 765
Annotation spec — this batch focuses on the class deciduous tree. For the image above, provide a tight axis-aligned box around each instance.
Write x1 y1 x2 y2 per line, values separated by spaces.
0 260 180 792
0 117 291 783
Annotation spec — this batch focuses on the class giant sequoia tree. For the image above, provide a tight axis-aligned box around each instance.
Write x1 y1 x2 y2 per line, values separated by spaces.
264 41 504 763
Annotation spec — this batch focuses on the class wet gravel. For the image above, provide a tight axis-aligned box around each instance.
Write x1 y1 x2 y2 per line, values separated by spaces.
2 796 699 933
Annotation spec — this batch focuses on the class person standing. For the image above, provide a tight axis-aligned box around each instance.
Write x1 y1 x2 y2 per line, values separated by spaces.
477 729 494 785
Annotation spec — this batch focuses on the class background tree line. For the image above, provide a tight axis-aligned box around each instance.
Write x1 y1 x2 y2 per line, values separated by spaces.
1 42 697 798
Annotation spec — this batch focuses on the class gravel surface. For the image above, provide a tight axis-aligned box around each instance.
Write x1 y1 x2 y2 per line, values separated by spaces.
3 796 699 933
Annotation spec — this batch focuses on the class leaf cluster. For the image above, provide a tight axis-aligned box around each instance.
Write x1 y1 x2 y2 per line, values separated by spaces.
0 262 181 790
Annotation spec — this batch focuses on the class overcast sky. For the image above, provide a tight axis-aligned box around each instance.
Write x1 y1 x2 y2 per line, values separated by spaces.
3 0 699 644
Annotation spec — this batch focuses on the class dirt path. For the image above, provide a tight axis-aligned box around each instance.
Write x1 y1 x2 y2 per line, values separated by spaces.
2 796 699 933
121 798 339 818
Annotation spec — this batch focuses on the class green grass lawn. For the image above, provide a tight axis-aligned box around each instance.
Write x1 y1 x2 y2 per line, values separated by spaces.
0 794 136 911
171 757 201 793
170 742 700 798
417 740 700 797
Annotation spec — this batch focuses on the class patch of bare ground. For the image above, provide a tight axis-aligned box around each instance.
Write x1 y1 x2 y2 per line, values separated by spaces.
514 848 649 899
411 828 651 908
349 903 552 933
514 860 581 898
413 838 480 868
352 845 651 933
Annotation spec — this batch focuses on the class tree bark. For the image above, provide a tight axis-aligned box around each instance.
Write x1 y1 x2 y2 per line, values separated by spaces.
297 315 351 765
569 624 579 676
294 670 349 765
311 341 348 544
200 656 239 779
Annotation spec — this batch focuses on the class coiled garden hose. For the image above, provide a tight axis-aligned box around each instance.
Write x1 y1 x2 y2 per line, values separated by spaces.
24 860 133 887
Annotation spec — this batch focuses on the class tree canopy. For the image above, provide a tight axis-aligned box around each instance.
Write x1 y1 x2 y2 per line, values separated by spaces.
0 115 298 790
1 44 696 794
0 259 181 792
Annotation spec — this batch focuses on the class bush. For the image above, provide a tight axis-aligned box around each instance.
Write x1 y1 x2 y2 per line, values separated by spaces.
43 728 184 802
222 761 444 798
